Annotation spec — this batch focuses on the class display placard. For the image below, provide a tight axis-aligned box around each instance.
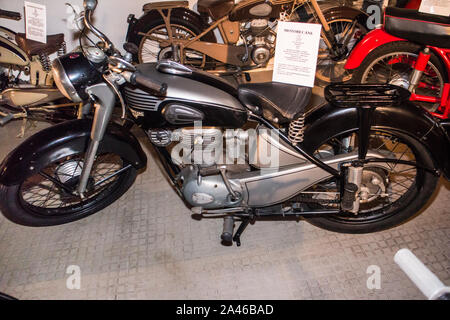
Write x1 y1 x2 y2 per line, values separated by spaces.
24 1 47 44
419 0 450 16
272 21 322 88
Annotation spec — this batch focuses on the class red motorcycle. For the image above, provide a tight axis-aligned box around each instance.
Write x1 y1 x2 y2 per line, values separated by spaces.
345 7 450 119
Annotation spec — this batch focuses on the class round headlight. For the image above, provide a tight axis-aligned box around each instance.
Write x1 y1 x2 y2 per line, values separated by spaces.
52 52 103 102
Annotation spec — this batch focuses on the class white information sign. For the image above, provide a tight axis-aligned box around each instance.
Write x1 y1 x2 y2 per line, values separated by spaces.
419 0 450 16
272 21 322 88
24 1 47 44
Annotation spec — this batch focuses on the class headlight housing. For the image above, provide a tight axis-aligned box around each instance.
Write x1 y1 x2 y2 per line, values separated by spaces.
52 51 104 102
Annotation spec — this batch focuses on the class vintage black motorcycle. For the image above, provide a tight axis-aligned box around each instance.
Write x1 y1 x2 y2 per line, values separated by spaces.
0 0 448 246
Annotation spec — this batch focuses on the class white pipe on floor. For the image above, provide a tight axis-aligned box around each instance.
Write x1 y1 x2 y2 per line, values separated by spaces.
394 248 450 300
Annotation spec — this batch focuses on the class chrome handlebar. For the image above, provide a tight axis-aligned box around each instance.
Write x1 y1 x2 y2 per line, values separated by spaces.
83 0 115 54
82 0 167 96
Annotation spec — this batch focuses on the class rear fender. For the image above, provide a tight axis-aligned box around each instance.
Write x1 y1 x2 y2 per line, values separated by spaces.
320 5 368 26
302 102 450 180
126 7 216 44
0 36 29 66
344 28 405 70
0 119 147 186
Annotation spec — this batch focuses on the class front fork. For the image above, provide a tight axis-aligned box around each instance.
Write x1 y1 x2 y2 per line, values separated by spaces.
77 83 116 196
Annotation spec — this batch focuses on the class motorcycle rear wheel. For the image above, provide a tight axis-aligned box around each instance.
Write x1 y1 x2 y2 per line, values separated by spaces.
300 128 439 234
132 16 215 67
352 41 447 112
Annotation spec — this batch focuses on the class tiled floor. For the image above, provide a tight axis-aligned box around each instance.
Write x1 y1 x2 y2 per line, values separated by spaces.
0 80 449 300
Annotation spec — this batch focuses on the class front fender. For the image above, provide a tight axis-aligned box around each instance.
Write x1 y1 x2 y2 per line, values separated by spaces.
344 28 405 70
0 119 147 186
303 101 450 180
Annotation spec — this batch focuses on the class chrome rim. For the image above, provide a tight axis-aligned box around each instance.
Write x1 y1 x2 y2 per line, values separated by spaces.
19 153 127 216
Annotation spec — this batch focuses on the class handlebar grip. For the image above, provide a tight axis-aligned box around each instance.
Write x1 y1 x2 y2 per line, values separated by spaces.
131 71 168 95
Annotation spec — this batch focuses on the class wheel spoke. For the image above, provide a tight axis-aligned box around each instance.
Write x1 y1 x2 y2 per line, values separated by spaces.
361 48 444 112
38 171 73 194
19 153 127 215
139 24 206 67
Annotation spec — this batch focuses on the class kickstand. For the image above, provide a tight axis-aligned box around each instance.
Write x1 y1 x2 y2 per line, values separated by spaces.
17 117 36 138
233 219 250 247
18 117 28 138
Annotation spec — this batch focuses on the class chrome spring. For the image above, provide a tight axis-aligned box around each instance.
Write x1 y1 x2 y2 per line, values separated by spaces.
288 113 306 145
58 41 67 56
39 53 51 72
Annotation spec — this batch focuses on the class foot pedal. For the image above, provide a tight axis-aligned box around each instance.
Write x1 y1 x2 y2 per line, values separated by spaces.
341 183 358 212
221 216 234 243
191 206 203 215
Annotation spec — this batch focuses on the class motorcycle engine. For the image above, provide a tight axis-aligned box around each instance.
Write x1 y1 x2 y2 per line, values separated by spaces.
243 19 276 65
148 127 248 209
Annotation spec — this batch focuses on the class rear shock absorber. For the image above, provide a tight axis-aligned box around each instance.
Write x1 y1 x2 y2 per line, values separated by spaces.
288 113 306 145
408 47 431 92
39 53 51 72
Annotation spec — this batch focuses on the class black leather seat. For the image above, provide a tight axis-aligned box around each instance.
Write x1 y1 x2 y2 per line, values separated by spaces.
238 82 312 124
384 7 450 49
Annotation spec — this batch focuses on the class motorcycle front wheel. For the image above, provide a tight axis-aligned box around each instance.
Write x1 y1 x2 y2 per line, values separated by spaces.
299 128 439 234
0 152 137 226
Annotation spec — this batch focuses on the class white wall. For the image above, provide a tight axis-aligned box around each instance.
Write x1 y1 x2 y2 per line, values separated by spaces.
0 0 197 53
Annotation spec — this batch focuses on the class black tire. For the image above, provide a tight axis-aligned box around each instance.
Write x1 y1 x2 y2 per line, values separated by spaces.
130 16 214 66
352 41 447 112
300 127 439 234
0 153 137 226
0 292 17 300
0 71 8 91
